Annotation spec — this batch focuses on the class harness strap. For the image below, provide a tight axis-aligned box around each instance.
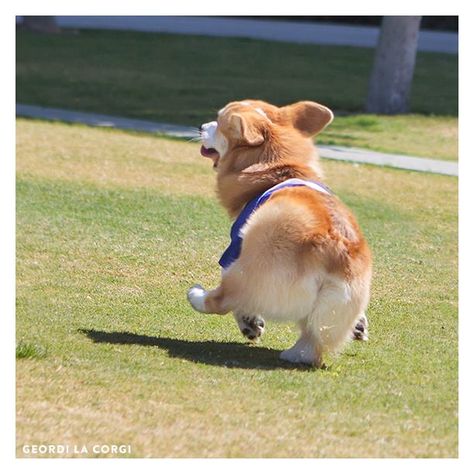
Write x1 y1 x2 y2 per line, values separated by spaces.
219 178 332 269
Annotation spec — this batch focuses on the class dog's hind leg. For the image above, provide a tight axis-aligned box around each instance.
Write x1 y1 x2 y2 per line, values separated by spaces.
187 266 243 315
280 318 323 367
310 278 368 357
280 277 366 367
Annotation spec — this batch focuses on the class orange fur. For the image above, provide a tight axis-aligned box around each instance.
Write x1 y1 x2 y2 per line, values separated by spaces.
189 100 372 367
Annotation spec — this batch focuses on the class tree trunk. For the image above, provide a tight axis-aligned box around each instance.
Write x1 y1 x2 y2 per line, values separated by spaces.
22 16 60 34
366 16 421 114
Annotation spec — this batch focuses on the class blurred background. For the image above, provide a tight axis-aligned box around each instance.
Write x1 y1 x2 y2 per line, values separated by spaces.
16 15 458 160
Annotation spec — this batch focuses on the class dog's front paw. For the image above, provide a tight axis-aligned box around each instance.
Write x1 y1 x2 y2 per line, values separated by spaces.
187 284 208 313
352 313 369 341
237 315 265 341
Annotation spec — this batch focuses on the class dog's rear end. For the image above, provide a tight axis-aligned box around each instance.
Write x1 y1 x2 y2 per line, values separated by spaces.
198 185 371 366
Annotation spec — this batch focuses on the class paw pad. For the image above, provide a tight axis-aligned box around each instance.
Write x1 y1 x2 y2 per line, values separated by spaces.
239 316 265 341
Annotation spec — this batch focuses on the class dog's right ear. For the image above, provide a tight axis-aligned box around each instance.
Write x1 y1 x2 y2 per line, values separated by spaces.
280 101 334 137
229 114 265 146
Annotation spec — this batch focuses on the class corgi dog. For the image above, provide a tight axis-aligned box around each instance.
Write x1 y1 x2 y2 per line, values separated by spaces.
187 100 372 367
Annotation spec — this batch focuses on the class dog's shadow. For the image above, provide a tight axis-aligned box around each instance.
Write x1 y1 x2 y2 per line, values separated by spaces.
79 328 316 371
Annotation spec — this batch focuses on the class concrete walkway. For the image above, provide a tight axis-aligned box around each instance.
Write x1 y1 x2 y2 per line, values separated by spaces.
16 104 195 138
16 16 458 54
16 103 458 177
317 145 457 176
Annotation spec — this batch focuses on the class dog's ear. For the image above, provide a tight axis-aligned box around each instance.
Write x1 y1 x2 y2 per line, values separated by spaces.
280 101 334 137
229 114 265 146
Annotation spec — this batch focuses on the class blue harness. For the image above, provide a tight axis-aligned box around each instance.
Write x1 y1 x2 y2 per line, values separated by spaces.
219 178 332 269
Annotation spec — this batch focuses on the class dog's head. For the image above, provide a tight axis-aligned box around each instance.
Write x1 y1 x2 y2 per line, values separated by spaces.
199 99 333 171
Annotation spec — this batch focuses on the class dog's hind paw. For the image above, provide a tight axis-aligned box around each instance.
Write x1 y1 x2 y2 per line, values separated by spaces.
187 285 208 313
280 342 322 367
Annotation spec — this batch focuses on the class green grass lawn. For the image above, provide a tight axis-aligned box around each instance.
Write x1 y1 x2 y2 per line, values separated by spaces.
16 118 458 457
16 28 458 161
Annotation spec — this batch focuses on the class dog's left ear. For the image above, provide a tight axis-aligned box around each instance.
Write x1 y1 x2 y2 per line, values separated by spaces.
280 101 334 137
229 113 265 146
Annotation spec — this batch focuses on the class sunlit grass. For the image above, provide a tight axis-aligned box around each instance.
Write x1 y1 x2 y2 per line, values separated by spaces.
16 119 457 457
321 114 458 161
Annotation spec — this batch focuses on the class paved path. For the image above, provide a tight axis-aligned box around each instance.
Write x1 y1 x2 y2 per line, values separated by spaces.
16 16 458 54
16 104 458 177
317 145 457 176
16 104 195 138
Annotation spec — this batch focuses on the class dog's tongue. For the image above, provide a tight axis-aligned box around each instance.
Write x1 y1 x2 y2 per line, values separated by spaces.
200 145 219 158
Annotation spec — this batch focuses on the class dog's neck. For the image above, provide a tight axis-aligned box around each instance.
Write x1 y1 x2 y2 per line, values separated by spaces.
217 162 322 218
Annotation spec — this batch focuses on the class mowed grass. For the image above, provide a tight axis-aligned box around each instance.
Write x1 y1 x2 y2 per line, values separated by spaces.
321 114 458 161
16 119 458 457
16 28 458 161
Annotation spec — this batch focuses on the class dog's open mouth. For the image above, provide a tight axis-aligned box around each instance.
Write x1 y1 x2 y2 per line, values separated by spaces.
200 145 219 158
200 146 220 167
